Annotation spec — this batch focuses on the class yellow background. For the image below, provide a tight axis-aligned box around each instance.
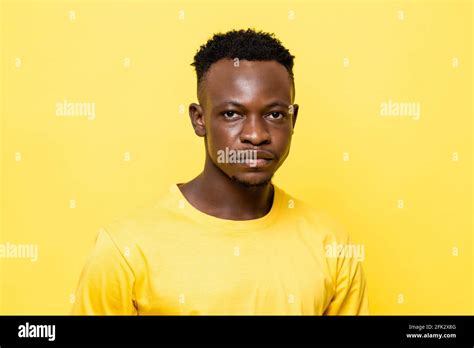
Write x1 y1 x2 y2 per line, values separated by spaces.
1 0 472 314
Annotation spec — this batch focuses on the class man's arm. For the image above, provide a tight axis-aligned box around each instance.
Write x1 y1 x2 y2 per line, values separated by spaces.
71 228 137 315
323 239 369 315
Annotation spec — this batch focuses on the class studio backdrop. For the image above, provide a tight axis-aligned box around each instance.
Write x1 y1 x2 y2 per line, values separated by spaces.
1 0 472 314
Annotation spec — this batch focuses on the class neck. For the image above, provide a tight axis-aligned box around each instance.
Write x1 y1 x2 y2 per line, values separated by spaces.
178 157 274 220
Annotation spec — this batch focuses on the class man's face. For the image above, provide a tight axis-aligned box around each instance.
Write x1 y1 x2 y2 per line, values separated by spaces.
190 58 298 187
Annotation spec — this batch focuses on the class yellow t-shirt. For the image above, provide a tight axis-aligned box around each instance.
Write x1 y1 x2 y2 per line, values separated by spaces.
71 184 369 315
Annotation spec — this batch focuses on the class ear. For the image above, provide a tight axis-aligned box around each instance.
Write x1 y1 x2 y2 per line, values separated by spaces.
290 104 299 132
188 103 206 137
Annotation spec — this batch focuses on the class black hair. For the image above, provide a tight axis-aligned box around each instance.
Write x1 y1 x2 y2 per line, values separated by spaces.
191 28 295 85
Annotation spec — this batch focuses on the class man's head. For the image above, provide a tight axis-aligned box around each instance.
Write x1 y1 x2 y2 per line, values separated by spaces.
189 28 299 187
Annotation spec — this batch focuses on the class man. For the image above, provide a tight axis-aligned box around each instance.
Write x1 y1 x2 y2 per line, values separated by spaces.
71 28 369 315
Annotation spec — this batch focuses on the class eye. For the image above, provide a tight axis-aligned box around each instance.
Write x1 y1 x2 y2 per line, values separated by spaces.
222 111 241 119
267 111 285 120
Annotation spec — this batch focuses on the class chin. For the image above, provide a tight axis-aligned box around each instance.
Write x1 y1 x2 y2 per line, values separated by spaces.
230 172 274 188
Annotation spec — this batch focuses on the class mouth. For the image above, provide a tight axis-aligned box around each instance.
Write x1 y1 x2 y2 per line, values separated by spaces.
245 158 274 168
219 147 276 169
255 150 275 160
241 158 273 168
241 150 275 168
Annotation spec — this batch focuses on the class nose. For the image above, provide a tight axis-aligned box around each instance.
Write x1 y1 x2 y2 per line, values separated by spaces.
239 114 271 146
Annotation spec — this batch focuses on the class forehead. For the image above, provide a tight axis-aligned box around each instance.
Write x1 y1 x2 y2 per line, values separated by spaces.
199 59 293 108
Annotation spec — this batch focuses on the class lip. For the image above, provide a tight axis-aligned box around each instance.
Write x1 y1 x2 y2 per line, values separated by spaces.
238 149 275 160
255 150 275 160
238 149 275 168
241 158 274 168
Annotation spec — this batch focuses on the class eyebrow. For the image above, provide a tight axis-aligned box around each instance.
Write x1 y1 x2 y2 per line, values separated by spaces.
215 100 290 109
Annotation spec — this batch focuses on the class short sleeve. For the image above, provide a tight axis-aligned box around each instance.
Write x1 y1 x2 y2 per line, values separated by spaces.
71 228 138 315
323 238 369 315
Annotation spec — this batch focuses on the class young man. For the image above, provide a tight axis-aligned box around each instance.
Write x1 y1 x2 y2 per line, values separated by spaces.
72 29 369 315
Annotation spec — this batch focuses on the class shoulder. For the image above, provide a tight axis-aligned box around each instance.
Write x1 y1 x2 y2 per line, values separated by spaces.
98 186 177 268
275 185 352 245
104 185 178 239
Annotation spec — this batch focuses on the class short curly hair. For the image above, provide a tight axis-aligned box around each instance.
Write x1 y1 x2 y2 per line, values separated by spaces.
191 28 295 86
